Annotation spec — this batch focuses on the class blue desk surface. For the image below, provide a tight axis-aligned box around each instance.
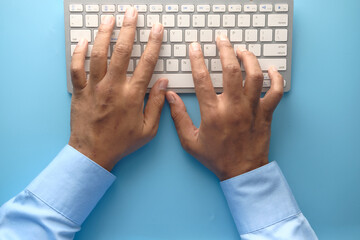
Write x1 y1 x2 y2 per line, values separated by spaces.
1 0 360 239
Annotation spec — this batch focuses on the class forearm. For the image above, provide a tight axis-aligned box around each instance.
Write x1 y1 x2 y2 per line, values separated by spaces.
221 162 318 240
0 145 115 240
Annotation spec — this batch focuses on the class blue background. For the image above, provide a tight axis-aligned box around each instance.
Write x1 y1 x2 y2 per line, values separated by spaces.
1 0 360 239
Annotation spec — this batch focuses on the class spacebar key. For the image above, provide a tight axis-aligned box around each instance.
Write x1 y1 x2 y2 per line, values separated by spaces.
148 74 223 88
258 59 287 71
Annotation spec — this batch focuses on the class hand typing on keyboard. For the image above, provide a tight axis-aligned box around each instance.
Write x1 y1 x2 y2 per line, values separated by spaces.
68 8 168 171
167 37 284 180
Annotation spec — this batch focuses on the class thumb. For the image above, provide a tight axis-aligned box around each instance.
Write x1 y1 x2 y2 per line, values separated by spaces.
166 91 198 151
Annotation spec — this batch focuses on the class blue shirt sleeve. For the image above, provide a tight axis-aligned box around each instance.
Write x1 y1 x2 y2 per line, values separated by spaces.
0 145 116 240
220 161 318 240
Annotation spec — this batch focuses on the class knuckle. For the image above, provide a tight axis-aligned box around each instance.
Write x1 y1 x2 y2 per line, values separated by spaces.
113 43 132 58
248 71 264 81
193 70 209 82
122 19 136 29
91 49 108 59
97 26 112 36
142 53 158 66
223 64 241 75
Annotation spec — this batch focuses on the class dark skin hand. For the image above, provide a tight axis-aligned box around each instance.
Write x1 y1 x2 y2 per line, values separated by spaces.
68 8 168 171
167 35 284 180
68 8 284 179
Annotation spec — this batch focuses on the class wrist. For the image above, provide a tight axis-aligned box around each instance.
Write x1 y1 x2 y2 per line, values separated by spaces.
220 157 269 181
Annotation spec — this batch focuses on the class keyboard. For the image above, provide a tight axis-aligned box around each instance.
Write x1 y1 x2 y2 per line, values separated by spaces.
64 0 293 93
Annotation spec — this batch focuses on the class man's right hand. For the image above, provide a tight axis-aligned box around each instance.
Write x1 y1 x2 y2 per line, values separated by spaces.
167 35 284 181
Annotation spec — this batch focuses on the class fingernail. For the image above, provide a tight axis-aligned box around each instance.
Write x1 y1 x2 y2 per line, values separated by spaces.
191 42 201 52
237 47 247 52
166 93 176 104
126 7 136 18
152 23 163 34
269 66 278 72
78 38 86 47
103 15 113 24
218 35 228 41
158 79 168 91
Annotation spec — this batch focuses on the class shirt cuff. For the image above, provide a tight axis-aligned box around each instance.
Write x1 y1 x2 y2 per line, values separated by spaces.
220 161 300 235
27 145 116 225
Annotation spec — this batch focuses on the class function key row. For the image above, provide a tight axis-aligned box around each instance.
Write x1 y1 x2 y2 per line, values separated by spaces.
69 4 289 13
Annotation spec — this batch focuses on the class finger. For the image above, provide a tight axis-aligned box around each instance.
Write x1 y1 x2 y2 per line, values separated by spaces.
216 35 243 98
189 42 217 109
167 91 198 151
108 7 138 81
131 23 164 95
143 78 168 138
70 39 88 92
261 66 284 113
89 15 114 84
236 48 263 103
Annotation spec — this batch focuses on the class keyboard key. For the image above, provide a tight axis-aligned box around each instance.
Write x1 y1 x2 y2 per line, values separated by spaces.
234 44 247 54
223 15 236 27
178 15 190 27
253 15 266 27
140 30 151 42
181 59 192 72
170 30 183 42
70 15 83 27
263 44 287 56
197 5 210 12
147 15 160 27
244 5 257 12
163 30 168 42
150 5 163 13
131 45 142 57
230 30 243 42
116 15 124 27
69 4 83 12
258 59 287 71
85 60 90 71
275 29 288 41
86 5 99 12
166 5 179 12
215 30 228 38
213 5 226 13
260 29 273 42
181 5 195 13
248 44 261 56
137 15 145 27
85 15 98 27
185 30 197 42
268 14 288 27
204 44 217 57
70 30 91 42
162 15 175 27
159 45 171 57
228 5 242 13
245 29 258 42
200 30 213 42
193 15 205 27
275 4 289 12
211 59 222 72
238 15 251 27
167 59 179 72
208 15 221 27
154 60 164 71
174 44 186 57
260 4 273 12
134 5 147 12
102 5 115 13
118 5 131 12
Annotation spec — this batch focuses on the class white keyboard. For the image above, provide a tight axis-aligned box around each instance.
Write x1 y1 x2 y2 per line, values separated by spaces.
64 0 293 93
